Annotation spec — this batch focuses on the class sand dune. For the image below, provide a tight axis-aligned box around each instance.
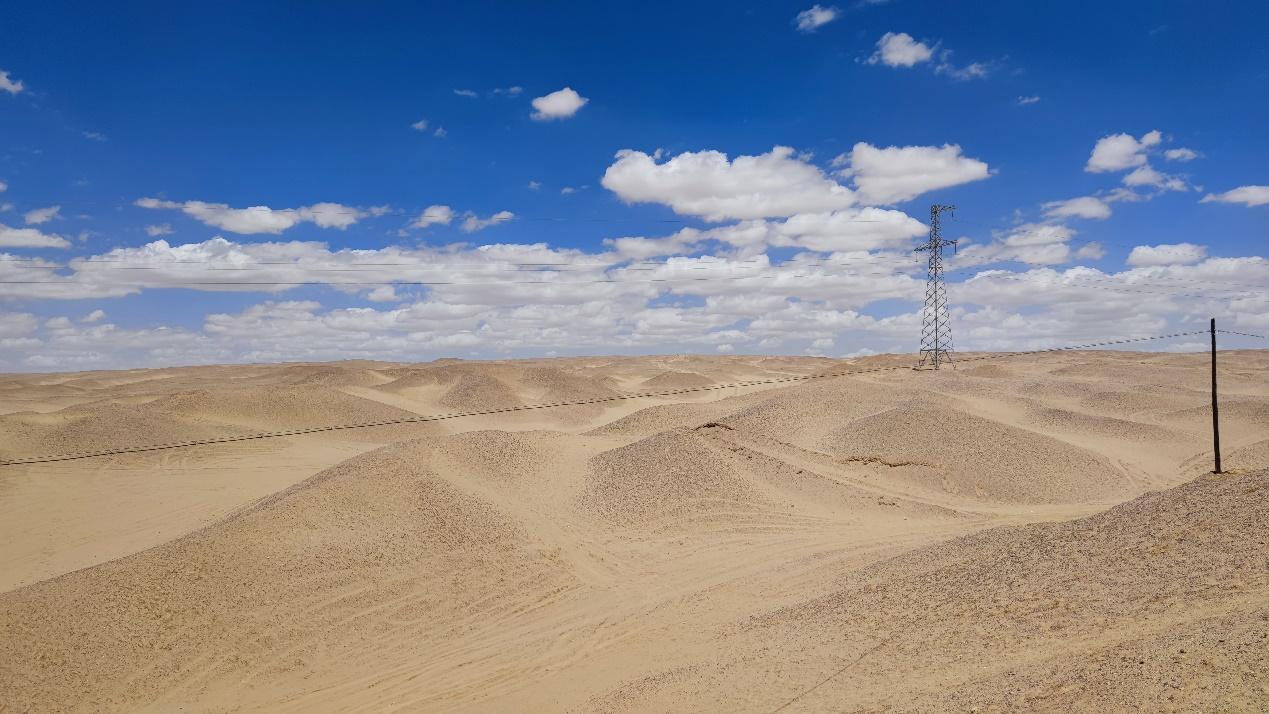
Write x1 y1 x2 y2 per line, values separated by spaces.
590 469 1269 712
0 351 1266 711
638 370 715 390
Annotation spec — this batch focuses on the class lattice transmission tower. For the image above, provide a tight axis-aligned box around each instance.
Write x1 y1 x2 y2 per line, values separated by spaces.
915 204 957 370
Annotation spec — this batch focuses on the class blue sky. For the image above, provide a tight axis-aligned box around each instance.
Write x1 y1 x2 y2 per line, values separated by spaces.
0 1 1266 369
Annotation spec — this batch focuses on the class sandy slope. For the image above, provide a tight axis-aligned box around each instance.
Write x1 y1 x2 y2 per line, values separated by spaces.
0 351 1266 712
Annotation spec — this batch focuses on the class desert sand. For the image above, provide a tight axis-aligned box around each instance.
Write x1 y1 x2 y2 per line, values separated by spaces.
0 350 1266 712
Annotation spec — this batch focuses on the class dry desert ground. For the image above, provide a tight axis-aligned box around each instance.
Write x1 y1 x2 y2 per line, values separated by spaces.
1 351 1267 712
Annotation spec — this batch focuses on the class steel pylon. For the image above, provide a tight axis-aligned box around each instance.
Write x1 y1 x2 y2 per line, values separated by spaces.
915 204 956 370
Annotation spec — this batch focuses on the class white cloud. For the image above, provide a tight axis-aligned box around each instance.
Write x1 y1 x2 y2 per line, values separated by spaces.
135 198 366 234
560 186 577 195
145 223 174 237
453 89 479 98
365 286 399 303
602 146 856 221
795 5 839 32
410 205 455 229
1016 95 1041 106
530 87 588 120
82 131 107 142
1074 242 1107 260
527 181 541 191
1164 148 1199 162
23 205 61 225
1 229 1265 369
606 207 925 259
764 207 927 252
868 32 934 68
840 143 991 205
605 228 704 260
411 119 429 131
0 223 71 248
1000 223 1076 247
935 58 990 81
1042 196 1111 220
953 223 1079 268
0 70 23 95
461 210 515 232
434 126 447 138
1122 164 1188 191
1126 243 1207 267
81 309 106 323
0 312 38 338
1201 185 1269 207
0 181 6 192
1086 130 1161 173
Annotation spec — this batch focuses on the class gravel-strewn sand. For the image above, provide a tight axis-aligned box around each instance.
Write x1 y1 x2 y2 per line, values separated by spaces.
0 351 1266 712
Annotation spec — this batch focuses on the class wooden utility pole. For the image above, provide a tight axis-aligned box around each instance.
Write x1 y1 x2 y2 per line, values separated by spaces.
1211 318 1222 474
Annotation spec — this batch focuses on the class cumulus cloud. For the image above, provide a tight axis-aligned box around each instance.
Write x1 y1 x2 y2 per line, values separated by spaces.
999 223 1077 247
1126 243 1207 267
23 206 61 225
1201 185 1269 207
81 309 106 323
410 205 455 229
838 143 991 205
602 146 856 221
1042 196 1112 220
365 286 399 303
530 87 588 120
461 210 515 232
868 32 935 67
1164 148 1199 162
0 223 71 248
411 119 429 131
1122 164 1188 191
1086 130 1162 173
795 5 839 32
605 228 705 260
0 181 7 192
145 223 174 237
2 228 1266 369
135 198 367 234
607 207 925 259
764 207 927 252
0 70 23 95
953 223 1080 268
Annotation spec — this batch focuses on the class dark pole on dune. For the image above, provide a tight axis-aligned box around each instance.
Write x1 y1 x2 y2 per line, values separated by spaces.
1211 317 1222 474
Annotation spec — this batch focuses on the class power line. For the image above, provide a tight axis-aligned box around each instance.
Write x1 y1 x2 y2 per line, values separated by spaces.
944 264 1269 292
6 256 923 272
0 269 924 288
0 329 1206 467
1217 329 1268 340
964 274 1267 299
